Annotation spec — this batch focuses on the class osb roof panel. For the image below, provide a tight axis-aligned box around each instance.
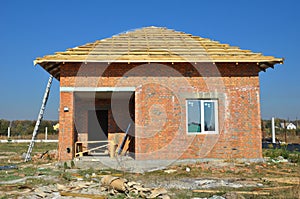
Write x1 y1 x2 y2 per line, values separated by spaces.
34 26 283 79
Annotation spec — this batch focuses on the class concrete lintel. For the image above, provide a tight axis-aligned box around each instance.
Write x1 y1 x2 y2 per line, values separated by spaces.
180 92 226 99
60 87 136 92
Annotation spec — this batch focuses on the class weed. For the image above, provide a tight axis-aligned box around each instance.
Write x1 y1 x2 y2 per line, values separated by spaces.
109 193 127 199
61 172 73 181
78 167 95 176
63 162 70 169
289 153 300 163
25 177 47 186
70 160 75 168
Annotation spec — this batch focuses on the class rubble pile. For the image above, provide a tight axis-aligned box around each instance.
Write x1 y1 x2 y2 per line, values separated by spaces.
100 175 170 199
14 175 170 199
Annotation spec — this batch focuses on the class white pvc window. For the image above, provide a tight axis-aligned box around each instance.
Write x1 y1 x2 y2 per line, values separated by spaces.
186 99 218 134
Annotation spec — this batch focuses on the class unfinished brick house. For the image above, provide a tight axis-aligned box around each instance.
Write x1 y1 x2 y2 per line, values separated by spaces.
34 27 283 161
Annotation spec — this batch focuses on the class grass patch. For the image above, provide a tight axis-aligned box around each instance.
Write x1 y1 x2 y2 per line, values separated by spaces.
0 142 56 154
0 173 21 182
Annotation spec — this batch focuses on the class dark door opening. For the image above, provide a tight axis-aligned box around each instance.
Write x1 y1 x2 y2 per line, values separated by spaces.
88 110 108 152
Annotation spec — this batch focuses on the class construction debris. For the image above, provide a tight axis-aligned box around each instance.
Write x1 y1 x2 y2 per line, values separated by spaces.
148 188 168 198
7 175 170 198
0 165 17 170
22 150 58 162
164 169 177 174
271 156 289 163
101 175 127 192
100 175 170 198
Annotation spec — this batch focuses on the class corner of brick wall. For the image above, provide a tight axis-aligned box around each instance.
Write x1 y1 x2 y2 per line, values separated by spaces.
58 92 75 161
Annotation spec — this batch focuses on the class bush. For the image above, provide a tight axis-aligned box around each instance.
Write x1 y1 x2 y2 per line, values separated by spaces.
288 153 300 163
296 129 300 136
263 147 300 163
263 148 288 159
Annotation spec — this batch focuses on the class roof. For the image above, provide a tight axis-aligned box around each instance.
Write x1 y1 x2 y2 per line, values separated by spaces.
34 26 283 79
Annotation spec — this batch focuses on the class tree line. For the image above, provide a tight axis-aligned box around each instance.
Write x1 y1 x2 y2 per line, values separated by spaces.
0 119 58 136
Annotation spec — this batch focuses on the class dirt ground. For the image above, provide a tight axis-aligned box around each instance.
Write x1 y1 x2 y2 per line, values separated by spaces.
0 143 299 199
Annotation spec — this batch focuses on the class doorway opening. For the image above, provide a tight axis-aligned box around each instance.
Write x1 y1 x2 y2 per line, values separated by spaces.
74 91 135 157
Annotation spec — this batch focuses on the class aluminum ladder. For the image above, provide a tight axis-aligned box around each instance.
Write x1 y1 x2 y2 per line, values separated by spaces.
24 75 53 162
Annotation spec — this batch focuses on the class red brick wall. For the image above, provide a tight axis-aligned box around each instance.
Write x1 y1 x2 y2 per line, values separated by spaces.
59 92 75 160
59 62 262 160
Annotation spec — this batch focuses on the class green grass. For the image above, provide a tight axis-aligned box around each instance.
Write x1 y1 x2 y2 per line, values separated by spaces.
0 142 57 155
0 172 21 181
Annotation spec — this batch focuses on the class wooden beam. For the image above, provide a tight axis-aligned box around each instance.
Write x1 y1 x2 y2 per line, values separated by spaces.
192 190 270 195
60 192 106 199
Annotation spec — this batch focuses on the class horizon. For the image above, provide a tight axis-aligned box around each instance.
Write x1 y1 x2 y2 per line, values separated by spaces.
0 0 299 120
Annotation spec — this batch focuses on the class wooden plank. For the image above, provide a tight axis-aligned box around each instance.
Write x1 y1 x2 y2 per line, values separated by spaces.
36 57 282 63
121 137 131 155
60 191 106 199
72 43 232 49
192 190 270 195
75 141 109 157
67 50 243 54
56 52 260 57
256 186 294 191
59 48 255 52
88 144 108 153
40 54 279 59
262 177 300 185
264 169 298 176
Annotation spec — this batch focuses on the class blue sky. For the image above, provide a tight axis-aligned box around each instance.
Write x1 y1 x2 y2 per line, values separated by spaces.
0 0 299 120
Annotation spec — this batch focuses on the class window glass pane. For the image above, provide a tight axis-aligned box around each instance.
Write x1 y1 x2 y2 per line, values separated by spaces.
187 100 201 132
204 102 215 131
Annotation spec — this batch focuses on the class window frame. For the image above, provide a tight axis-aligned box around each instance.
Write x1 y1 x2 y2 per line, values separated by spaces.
186 99 219 134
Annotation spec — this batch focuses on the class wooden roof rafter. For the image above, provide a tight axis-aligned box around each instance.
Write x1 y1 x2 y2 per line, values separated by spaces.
34 26 284 79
